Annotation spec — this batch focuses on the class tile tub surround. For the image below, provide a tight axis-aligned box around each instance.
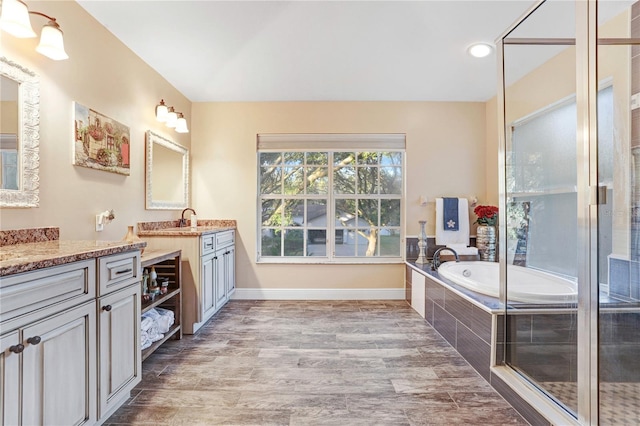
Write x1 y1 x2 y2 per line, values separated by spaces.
406 262 545 425
138 219 237 236
105 300 527 426
0 239 146 276
0 227 60 246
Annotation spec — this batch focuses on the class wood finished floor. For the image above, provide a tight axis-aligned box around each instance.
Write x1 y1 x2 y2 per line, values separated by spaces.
106 300 529 425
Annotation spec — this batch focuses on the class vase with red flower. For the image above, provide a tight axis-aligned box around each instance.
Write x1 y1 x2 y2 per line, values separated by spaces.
474 205 498 262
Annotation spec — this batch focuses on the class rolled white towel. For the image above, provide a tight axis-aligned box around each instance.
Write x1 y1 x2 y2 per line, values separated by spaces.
155 314 174 334
141 331 152 350
446 244 479 256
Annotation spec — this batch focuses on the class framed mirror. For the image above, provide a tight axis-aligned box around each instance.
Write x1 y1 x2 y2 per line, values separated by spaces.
0 57 40 207
145 130 189 210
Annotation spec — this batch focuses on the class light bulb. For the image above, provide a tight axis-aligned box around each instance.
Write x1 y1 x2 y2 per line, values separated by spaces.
165 108 178 128
175 114 189 133
0 0 36 38
155 100 168 122
35 21 68 60
467 42 493 58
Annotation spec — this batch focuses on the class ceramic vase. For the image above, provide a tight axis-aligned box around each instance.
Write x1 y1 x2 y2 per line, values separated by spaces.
476 224 496 261
416 220 428 265
122 225 145 254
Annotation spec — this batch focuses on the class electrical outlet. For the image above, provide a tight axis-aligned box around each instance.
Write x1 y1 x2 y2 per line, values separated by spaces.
96 214 104 232
631 93 640 110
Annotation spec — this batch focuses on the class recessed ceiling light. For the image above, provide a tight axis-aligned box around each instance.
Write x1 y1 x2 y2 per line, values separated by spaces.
467 42 493 58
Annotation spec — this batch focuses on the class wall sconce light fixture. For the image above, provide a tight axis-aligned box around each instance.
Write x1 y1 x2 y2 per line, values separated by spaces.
0 0 69 60
155 99 189 134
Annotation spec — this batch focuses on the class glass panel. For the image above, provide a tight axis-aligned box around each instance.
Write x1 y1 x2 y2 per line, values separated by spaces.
306 167 328 194
334 152 355 166
379 228 401 256
260 152 282 166
261 199 282 227
260 166 282 194
380 152 402 166
306 199 327 225
261 229 281 257
597 3 640 424
357 152 378 165
357 166 378 194
356 228 376 256
503 0 578 415
358 199 379 227
380 166 402 194
307 229 326 257
335 199 356 227
283 199 303 226
334 166 356 194
283 229 304 256
306 152 328 165
381 199 401 226
335 229 356 256
283 167 304 195
284 152 304 165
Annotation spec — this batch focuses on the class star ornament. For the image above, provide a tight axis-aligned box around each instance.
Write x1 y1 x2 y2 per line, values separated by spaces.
447 220 456 229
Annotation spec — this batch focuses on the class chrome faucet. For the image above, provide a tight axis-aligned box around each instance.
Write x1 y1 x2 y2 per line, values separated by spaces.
179 208 196 227
431 247 460 271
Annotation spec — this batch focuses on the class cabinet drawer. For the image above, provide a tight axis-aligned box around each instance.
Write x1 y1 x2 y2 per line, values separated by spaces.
215 230 235 249
98 251 141 296
0 260 95 326
202 235 215 255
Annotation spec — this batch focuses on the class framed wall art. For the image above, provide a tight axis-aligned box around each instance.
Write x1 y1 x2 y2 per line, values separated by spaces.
73 102 130 175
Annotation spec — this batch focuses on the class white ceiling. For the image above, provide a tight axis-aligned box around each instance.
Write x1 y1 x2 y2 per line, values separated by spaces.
76 0 623 103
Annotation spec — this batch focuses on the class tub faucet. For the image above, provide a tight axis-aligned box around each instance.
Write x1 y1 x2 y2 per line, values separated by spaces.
431 247 460 271
179 208 196 227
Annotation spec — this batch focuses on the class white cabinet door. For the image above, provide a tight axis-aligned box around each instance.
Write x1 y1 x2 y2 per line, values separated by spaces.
225 246 236 296
22 301 97 426
214 249 227 310
0 331 20 425
411 270 426 319
201 252 216 320
98 284 141 418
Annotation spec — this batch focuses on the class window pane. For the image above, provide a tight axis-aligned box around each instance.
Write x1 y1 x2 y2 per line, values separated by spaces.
260 166 282 194
261 229 281 256
380 152 402 166
380 166 402 194
335 230 357 256
260 152 282 166
358 199 379 227
336 199 357 227
261 199 282 226
379 228 401 256
284 199 303 226
306 152 328 165
357 166 378 194
284 152 304 165
307 229 327 256
306 199 327 225
307 167 328 194
357 228 377 256
284 167 304 195
358 152 378 165
334 167 356 194
381 199 401 226
334 152 355 166
283 229 304 256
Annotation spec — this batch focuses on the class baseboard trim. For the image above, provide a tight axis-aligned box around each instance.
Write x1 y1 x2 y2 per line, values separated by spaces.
231 288 405 300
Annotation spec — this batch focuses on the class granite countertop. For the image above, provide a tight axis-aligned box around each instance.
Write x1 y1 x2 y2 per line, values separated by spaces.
0 240 147 277
137 219 236 237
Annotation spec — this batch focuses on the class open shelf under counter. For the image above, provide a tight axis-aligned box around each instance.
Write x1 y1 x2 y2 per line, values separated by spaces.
140 249 182 361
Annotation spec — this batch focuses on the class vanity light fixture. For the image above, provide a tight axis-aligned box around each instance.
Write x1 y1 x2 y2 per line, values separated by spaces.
467 42 493 58
0 0 69 60
155 100 189 133
175 113 189 133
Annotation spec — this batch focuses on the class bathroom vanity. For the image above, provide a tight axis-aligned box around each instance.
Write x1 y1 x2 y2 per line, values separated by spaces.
0 230 144 425
138 220 236 334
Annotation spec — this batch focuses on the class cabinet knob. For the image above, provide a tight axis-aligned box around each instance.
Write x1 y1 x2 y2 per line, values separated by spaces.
27 336 41 345
225 251 231 255
9 344 24 353
102 305 112 312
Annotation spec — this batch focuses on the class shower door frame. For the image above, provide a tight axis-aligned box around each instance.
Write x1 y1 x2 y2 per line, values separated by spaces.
495 1 601 424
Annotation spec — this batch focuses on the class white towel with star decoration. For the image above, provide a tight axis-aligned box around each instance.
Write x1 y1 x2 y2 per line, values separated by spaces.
435 197 470 245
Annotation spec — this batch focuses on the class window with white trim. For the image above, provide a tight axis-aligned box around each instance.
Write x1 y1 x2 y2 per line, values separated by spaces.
257 134 405 263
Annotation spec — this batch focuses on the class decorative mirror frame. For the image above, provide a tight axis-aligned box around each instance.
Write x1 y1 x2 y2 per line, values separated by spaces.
0 57 40 208
145 130 189 210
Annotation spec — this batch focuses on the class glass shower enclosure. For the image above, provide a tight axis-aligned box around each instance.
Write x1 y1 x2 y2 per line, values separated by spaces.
497 0 640 424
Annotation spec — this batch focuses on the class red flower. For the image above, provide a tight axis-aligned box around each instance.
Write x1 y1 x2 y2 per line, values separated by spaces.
474 205 498 226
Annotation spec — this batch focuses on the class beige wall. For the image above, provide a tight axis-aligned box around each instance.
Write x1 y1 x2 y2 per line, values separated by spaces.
0 1 191 240
191 101 486 290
